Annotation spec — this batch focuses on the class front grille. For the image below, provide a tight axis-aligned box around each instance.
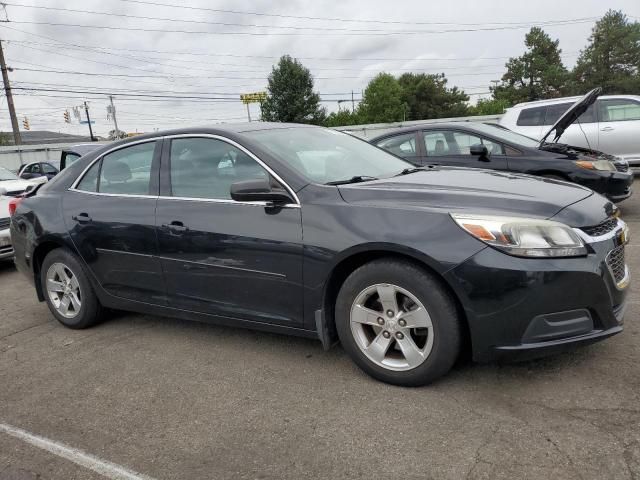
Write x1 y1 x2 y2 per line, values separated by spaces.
581 217 618 237
0 245 12 255
606 245 626 284
0 218 9 230
614 162 629 173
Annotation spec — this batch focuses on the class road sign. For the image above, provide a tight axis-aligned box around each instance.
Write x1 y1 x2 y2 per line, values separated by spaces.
79 120 95 125
240 92 267 104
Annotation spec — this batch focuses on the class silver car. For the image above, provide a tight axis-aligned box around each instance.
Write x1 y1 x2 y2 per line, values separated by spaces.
0 195 12 260
500 94 640 172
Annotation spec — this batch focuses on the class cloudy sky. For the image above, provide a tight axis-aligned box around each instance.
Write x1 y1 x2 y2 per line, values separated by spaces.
0 0 638 138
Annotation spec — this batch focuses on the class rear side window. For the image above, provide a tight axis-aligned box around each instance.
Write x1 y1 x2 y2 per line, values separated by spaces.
98 142 155 195
42 163 57 174
544 103 572 125
516 106 546 126
375 133 417 158
75 161 100 192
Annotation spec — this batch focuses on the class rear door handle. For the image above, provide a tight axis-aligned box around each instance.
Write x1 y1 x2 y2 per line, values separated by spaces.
600 126 614 132
162 221 188 232
72 213 92 223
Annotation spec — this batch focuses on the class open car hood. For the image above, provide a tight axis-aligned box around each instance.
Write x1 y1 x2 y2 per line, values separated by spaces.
539 87 601 147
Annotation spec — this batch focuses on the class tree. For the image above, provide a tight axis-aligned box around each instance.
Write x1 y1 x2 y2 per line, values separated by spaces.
0 132 11 146
398 73 469 120
493 27 569 104
468 98 510 116
358 73 405 123
108 129 127 140
572 10 640 94
261 55 326 124
324 109 361 127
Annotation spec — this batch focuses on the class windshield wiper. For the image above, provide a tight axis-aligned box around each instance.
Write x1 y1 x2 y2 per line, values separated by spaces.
394 166 429 176
325 175 378 186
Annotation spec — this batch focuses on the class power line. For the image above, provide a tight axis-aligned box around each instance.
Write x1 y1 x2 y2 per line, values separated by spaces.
2 3 600 34
111 0 599 27
0 25 580 62
6 19 598 36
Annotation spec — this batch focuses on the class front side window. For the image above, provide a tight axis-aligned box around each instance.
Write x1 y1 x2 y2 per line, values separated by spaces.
599 99 640 122
375 133 417 158
169 137 268 200
42 163 58 174
516 106 546 126
424 132 450 156
98 142 155 195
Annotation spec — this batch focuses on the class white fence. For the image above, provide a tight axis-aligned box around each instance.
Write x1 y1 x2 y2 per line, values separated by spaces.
0 143 108 172
0 114 502 171
333 114 503 139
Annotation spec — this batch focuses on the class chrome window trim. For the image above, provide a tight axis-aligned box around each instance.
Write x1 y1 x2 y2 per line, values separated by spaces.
68 134 302 209
162 133 301 206
69 138 158 192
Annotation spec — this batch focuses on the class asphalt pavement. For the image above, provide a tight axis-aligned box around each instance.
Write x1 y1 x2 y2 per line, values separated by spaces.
1 184 639 480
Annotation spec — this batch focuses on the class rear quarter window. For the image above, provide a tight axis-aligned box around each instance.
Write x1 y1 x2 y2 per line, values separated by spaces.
516 106 546 126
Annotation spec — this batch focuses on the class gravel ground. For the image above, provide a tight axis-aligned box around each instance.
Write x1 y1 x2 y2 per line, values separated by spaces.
1 185 639 480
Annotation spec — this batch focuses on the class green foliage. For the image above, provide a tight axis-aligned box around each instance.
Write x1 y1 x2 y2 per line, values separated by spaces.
324 109 361 127
468 98 511 116
357 73 406 124
571 10 640 94
261 55 326 124
398 73 469 119
493 27 569 104
0 132 11 146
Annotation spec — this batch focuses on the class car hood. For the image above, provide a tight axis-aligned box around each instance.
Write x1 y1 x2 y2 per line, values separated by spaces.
0 177 47 193
540 88 601 146
337 168 612 227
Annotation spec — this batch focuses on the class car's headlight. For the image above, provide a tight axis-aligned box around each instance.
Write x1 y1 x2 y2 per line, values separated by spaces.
574 160 616 171
451 214 587 257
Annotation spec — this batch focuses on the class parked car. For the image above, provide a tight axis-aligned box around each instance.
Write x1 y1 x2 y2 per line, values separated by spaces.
10 124 628 386
371 90 633 203
0 166 47 196
59 144 102 170
499 91 640 172
18 161 59 180
0 195 12 260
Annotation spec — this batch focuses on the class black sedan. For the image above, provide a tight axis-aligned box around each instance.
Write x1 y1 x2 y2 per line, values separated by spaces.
10 123 629 386
371 122 633 202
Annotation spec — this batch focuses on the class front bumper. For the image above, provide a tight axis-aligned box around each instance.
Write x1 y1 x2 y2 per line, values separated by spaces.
446 224 628 363
575 170 633 203
0 227 13 260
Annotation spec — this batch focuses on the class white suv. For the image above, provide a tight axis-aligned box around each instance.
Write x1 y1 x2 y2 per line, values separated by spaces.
500 95 640 171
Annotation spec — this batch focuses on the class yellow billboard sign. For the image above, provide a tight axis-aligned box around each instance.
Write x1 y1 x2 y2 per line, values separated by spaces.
240 92 267 104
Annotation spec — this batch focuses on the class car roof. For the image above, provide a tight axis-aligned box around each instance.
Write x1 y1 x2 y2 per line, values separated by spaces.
370 122 498 141
509 94 640 109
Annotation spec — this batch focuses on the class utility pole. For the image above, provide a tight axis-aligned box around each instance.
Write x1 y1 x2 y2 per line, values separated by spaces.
108 95 119 137
0 39 21 145
351 90 355 113
84 101 96 141
246 103 251 122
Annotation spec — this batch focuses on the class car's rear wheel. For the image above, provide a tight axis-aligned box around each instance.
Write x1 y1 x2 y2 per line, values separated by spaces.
335 259 461 386
41 249 103 329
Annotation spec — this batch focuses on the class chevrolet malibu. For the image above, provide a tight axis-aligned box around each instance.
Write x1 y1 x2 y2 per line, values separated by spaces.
10 124 629 386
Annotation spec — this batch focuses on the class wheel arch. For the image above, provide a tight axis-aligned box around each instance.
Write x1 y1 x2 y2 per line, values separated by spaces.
32 238 68 301
321 244 471 353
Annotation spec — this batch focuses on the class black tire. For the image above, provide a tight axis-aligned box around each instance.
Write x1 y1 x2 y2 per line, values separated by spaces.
40 248 104 329
335 259 461 387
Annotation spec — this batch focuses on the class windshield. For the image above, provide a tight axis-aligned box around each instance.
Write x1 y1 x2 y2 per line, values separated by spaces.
0 166 19 181
246 127 412 184
472 123 541 148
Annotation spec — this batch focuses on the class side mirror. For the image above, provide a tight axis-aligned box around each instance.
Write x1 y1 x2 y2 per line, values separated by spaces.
470 144 489 157
230 178 293 204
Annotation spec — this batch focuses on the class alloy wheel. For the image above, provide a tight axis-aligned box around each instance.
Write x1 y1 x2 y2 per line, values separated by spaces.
350 283 434 371
46 262 82 319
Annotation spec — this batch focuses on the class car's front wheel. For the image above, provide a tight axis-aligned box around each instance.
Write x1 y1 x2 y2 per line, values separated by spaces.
41 249 103 329
335 259 461 386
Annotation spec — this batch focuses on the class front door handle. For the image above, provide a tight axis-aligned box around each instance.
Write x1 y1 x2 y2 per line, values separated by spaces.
601 126 614 132
72 213 92 223
162 221 188 232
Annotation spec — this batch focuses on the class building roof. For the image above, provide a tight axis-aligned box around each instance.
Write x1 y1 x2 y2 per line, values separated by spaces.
0 130 95 145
